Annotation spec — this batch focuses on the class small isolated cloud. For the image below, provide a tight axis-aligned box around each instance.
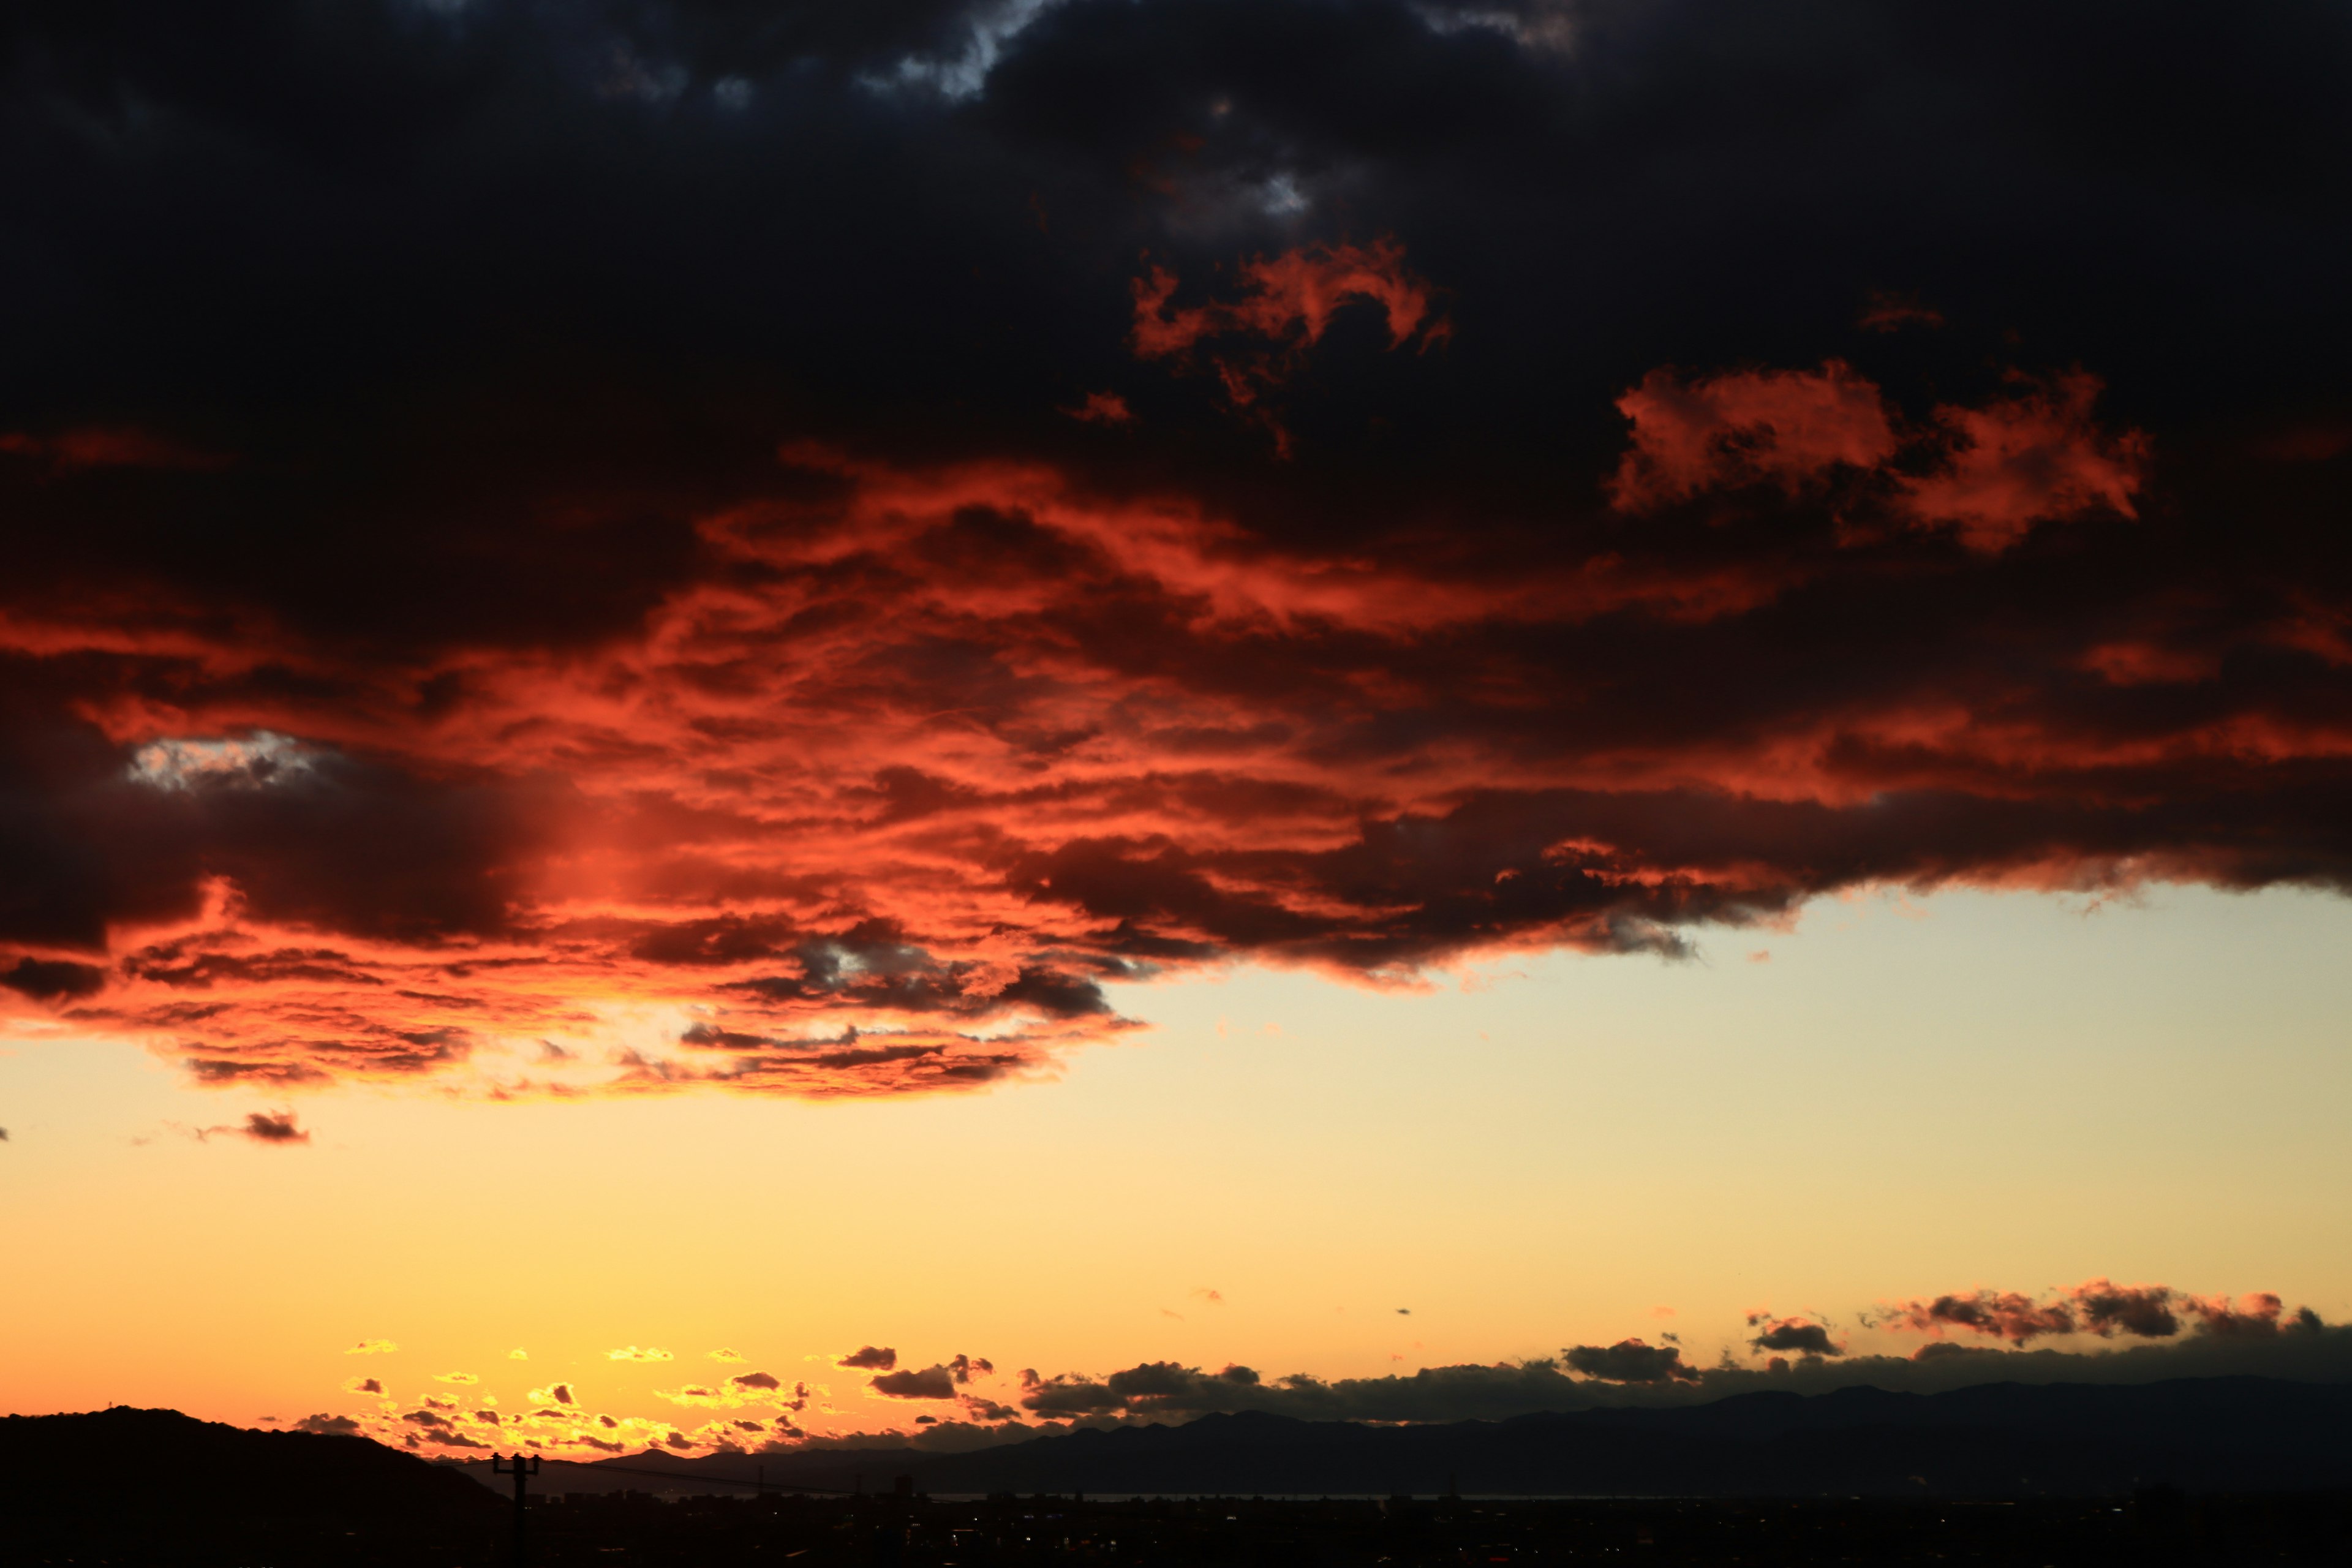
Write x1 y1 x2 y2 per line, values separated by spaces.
838 1345 897 1371
529 1382 576 1407
730 1371 781 1390
1192 1289 1223 1305
341 1376 383 1395
508 1348 529 1360
1063 391 1134 426
708 1348 744 1362
433 1371 478 1384
198 1110 309 1145
345 1339 398 1355
606 1346 673 1362
1747 1314 1844 1357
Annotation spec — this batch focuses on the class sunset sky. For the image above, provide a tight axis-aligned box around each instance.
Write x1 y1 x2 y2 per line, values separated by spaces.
5 0 2351 1457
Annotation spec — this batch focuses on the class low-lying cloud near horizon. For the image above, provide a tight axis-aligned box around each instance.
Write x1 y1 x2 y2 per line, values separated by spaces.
325 1278 2350 1458
6 0 2352 1098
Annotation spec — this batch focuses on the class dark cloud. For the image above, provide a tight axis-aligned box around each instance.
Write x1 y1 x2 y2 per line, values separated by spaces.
1 957 106 1000
730 1370 782 1390
1562 1339 1702 1385
2 0 2350 1096
839 1346 897 1371
1875 1290 2078 1345
870 1365 958 1400
235 1110 308 1144
987 1305 2348 1428
292 1412 361 1436
1748 1316 1842 1357
872 1356 989 1400
1875 1278 2276 1348
194 1110 311 1145
2073 1280 2182 1339
1019 1357 1593 1422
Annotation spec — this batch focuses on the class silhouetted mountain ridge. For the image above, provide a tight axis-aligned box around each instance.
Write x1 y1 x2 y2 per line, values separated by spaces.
1 1406 502 1564
536 1376 2352 1499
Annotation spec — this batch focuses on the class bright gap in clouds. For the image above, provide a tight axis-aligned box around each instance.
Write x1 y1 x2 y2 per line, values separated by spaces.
1 884 2346 1441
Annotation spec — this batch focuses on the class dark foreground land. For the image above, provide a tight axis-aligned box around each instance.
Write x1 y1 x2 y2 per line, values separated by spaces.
6 1387 2351 1565
508 1488 2352 1566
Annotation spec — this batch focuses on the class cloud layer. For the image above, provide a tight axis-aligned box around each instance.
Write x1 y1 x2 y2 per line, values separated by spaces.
329 1278 2346 1458
4 0 2351 1096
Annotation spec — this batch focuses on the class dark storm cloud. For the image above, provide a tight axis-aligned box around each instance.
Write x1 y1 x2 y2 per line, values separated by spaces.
4 1 2351 1095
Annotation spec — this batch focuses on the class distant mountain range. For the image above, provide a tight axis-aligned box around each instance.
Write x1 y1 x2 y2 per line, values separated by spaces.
2 1406 503 1564
500 1376 2352 1500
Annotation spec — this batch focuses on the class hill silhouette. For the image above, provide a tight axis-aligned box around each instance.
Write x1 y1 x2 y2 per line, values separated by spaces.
532 1376 2352 1499
1 1406 503 1564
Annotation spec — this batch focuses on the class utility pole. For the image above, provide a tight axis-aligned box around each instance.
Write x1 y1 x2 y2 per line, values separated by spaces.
491 1451 541 1567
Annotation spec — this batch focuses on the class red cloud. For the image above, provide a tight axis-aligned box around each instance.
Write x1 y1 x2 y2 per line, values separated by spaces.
1899 372 2149 551
1879 1280 2295 1346
1608 361 1899 510
1131 238 1447 448
1608 362 2147 554
0 364 2337 1103
1132 238 1441 360
1063 391 1134 426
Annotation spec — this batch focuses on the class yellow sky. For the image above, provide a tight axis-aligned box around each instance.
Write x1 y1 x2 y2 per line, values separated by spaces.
4 883 2349 1441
